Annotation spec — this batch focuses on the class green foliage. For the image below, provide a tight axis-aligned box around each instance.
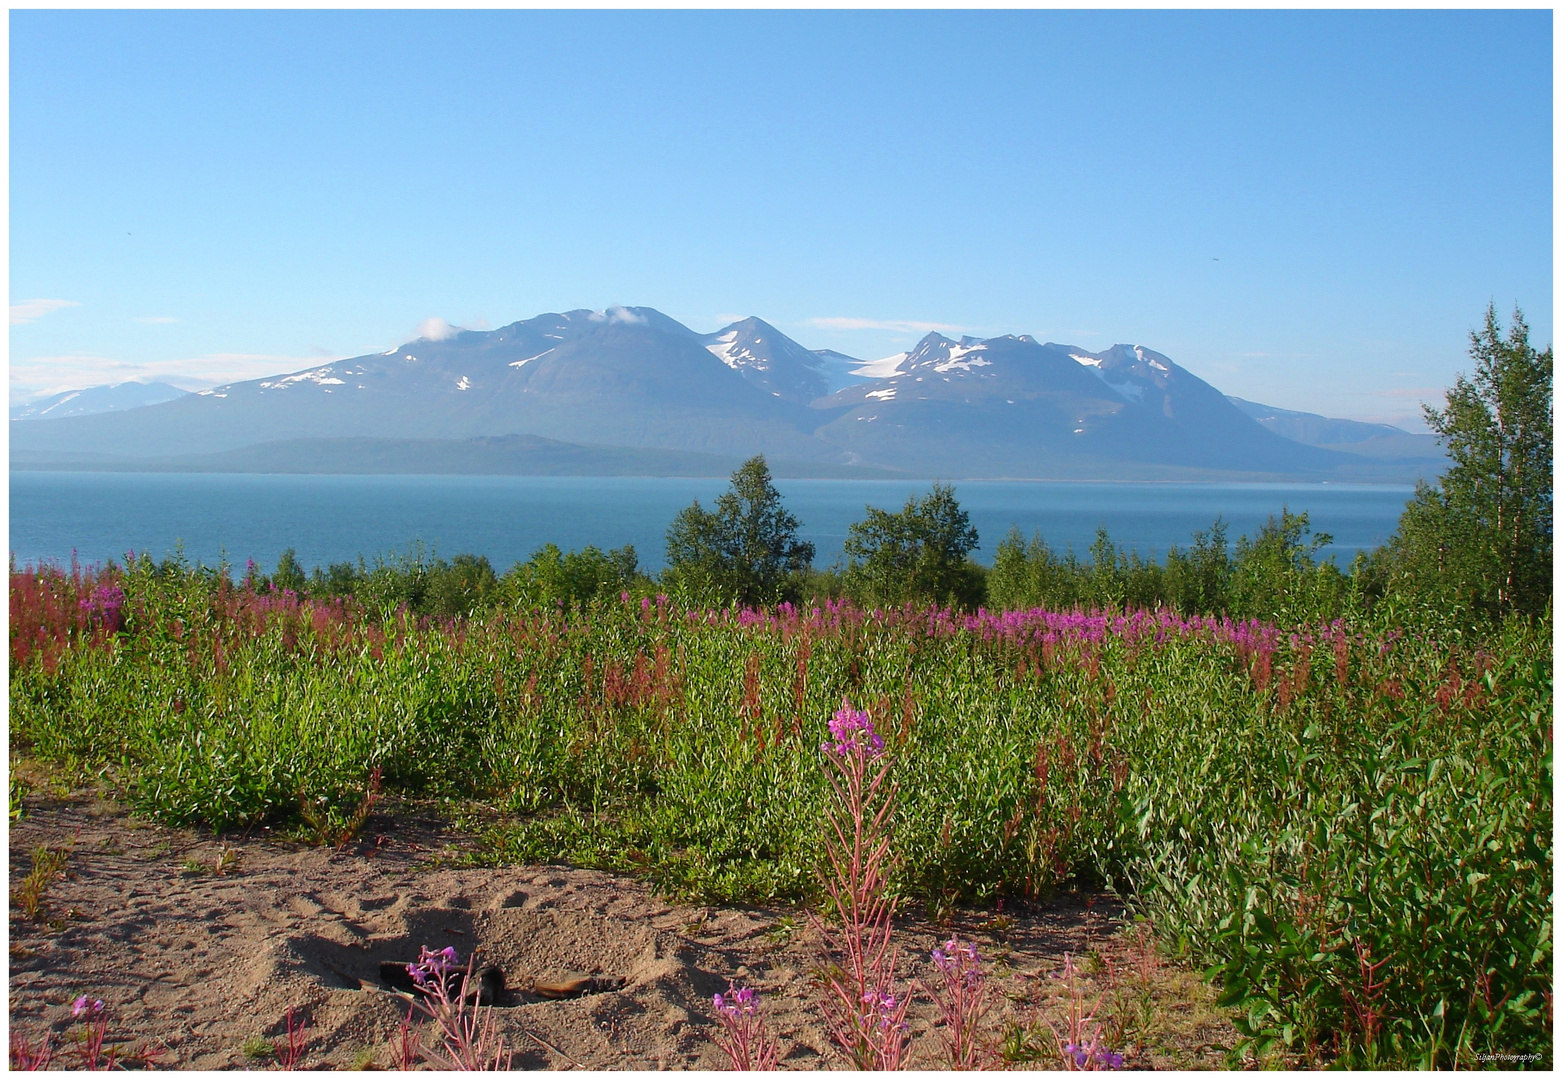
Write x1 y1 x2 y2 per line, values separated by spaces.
987 512 1349 625
242 1036 275 1061
500 542 644 609
273 548 307 594
841 483 983 610
1378 305 1553 622
10 765 29 820
1226 511 1349 626
1201 644 1552 1067
662 455 815 606
1162 518 1232 615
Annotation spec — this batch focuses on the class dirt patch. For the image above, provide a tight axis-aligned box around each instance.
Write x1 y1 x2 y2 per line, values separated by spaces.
9 781 1236 1069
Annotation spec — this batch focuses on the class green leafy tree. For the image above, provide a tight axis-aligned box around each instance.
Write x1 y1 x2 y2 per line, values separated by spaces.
1227 509 1346 624
273 548 307 594
1163 518 1231 616
504 543 642 607
309 561 362 597
663 456 814 607
1381 305 1553 620
842 483 982 609
987 528 1081 611
426 553 498 619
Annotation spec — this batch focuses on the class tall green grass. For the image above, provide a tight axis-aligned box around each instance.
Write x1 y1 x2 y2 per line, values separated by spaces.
10 556 1551 1066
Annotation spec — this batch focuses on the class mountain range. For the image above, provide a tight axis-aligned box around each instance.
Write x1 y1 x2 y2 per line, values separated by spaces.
10 307 1447 481
10 381 187 422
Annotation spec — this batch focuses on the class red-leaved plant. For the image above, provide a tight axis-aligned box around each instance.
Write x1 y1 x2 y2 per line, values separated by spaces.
710 982 781 1070
405 946 513 1070
809 700 911 1069
923 937 993 1069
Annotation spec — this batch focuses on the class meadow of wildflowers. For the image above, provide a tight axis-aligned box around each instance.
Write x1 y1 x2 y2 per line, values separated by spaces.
9 553 1551 1067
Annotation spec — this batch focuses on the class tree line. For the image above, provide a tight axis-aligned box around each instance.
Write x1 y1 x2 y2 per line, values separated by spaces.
213 305 1552 629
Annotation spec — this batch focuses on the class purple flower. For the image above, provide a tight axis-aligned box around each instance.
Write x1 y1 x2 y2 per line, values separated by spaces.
79 584 126 633
714 982 760 1020
406 944 459 988
1064 1041 1124 1070
72 995 104 1019
824 702 885 757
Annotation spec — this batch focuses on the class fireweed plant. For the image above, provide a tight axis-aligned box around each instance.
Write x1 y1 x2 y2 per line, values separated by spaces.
924 937 994 1069
711 983 782 1070
809 702 911 1069
404 945 513 1070
9 555 1552 1067
1050 954 1125 1071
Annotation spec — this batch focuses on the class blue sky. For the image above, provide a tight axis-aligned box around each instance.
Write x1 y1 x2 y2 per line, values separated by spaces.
10 9 1552 428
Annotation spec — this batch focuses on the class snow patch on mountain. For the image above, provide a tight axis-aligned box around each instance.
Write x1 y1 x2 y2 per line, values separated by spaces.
851 352 909 379
1134 346 1169 373
260 368 345 390
705 330 763 371
935 344 991 373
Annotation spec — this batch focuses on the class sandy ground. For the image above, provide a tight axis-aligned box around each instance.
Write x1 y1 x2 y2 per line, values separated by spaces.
9 782 1236 1070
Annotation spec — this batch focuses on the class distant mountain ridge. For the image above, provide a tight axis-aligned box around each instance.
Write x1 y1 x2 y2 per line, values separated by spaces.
1226 397 1444 462
10 307 1445 481
11 381 187 421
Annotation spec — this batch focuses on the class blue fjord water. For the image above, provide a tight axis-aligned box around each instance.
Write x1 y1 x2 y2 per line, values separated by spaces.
9 472 1414 575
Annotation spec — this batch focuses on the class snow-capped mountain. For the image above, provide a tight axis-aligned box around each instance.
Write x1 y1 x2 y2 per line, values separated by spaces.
813 332 1347 475
698 317 832 402
10 308 1429 481
11 381 187 421
11 308 836 464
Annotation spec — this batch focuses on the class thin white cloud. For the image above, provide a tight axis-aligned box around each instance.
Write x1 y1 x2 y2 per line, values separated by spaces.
415 317 459 341
808 316 964 334
585 306 647 325
10 299 81 325
134 316 178 325
9 351 336 400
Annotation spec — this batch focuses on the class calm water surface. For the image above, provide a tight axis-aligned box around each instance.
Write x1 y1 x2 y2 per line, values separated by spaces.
9 473 1414 574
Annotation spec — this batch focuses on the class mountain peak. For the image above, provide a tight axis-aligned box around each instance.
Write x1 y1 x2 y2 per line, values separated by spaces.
699 316 832 403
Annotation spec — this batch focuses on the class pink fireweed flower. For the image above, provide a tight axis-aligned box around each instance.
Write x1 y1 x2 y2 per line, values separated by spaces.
71 996 104 1019
407 945 460 986
78 584 126 633
1065 1041 1124 1069
860 990 908 1035
713 984 759 1017
711 982 779 1069
824 702 884 757
931 938 983 988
